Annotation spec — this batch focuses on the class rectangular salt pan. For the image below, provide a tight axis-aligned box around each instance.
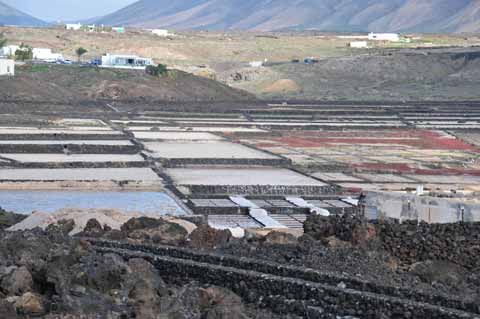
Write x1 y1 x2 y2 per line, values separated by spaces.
0 129 121 135
144 141 277 159
166 168 327 186
1 154 145 163
132 132 223 140
0 168 161 181
0 140 133 145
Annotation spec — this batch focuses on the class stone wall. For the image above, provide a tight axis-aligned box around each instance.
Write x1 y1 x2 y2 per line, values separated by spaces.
0 144 139 154
91 242 479 319
304 215 480 271
162 157 290 167
90 239 480 316
188 184 339 196
376 220 480 270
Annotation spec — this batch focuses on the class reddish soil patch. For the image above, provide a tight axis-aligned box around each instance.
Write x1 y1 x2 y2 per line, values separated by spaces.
252 130 479 152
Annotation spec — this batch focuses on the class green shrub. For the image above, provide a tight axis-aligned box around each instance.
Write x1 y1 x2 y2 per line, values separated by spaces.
14 43 33 61
146 64 168 77
30 65 49 73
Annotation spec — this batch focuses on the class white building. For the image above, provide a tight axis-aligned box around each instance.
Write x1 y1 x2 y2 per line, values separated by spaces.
0 59 14 76
33 48 64 62
100 54 153 70
368 33 400 42
151 29 170 37
112 27 125 33
0 45 20 57
66 23 82 31
349 41 368 48
249 61 264 68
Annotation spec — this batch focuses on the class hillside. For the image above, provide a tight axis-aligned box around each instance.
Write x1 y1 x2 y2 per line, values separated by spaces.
0 1 46 27
231 48 480 101
96 0 480 33
0 64 254 103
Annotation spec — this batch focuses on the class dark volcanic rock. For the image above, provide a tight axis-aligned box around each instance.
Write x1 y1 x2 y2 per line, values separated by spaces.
263 231 298 245
188 225 232 250
121 217 188 245
410 260 468 287
45 219 75 236
121 217 160 232
1 266 33 296
0 207 27 230
0 299 16 318
81 218 105 237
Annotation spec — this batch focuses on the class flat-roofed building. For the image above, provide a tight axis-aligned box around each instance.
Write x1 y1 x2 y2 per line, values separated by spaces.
66 23 82 30
100 53 153 70
368 33 400 42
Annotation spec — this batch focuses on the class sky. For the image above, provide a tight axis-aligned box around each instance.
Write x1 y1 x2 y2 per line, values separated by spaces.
2 0 138 22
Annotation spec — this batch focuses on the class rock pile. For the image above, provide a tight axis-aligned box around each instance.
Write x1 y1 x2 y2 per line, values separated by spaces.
0 227 259 319
0 208 26 231
304 214 376 246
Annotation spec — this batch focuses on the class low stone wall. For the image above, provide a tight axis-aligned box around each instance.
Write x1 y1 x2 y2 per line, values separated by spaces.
6 161 149 169
90 239 480 315
189 205 244 215
188 184 338 196
162 157 290 167
0 134 126 140
0 144 140 154
92 243 478 319
376 220 480 270
304 215 480 271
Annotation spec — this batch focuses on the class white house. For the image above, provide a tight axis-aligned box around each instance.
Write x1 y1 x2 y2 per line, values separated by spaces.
151 29 169 37
0 59 14 76
0 45 20 57
66 23 82 31
100 54 153 70
349 41 368 48
33 48 64 62
368 33 400 42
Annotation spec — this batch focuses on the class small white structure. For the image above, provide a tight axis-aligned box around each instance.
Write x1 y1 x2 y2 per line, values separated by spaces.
32 48 64 62
66 23 82 31
368 33 400 42
249 61 263 68
100 53 153 70
0 45 20 57
112 27 125 33
0 59 14 76
86 25 96 32
349 41 368 48
151 29 169 37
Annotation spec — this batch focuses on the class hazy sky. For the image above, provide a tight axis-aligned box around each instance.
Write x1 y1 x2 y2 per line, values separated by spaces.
3 0 138 21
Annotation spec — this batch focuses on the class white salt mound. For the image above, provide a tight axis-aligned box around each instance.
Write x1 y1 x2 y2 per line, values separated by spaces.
9 208 196 235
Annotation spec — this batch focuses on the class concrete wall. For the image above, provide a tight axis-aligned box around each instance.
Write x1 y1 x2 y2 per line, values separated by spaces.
366 191 480 223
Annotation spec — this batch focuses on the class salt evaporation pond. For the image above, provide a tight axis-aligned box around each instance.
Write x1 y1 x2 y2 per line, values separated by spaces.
0 191 186 216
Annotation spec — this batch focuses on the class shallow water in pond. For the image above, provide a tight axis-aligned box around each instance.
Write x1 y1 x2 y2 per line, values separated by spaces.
0 191 186 215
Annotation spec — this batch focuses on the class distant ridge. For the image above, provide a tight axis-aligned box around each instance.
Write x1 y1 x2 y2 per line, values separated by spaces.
95 0 480 33
0 1 47 27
